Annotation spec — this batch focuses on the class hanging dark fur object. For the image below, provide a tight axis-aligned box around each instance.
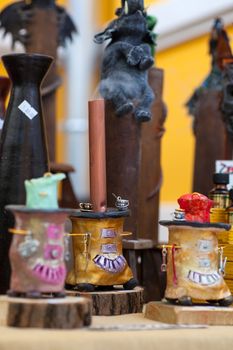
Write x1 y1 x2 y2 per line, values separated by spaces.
0 0 77 49
186 18 232 120
185 18 233 196
94 0 156 122
222 62 233 140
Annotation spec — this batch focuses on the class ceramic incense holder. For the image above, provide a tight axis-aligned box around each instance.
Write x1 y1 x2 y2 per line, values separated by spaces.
6 173 74 297
66 209 136 291
161 221 232 306
160 193 233 306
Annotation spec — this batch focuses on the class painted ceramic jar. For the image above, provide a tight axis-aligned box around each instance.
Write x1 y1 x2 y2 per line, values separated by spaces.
66 210 137 291
6 206 73 296
160 220 233 306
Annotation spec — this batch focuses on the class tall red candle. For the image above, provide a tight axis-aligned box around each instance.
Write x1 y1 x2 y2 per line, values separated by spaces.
88 99 107 212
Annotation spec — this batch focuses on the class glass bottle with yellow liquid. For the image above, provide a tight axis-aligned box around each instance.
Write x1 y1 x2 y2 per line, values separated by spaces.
209 173 229 223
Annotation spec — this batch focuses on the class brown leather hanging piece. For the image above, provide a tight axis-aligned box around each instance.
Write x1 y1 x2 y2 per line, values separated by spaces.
186 18 233 196
192 91 227 196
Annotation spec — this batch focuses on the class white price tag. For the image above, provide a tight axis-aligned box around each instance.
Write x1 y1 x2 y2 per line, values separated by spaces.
18 100 38 120
216 160 233 189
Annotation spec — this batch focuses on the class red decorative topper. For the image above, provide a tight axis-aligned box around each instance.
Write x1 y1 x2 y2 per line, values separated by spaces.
178 192 213 223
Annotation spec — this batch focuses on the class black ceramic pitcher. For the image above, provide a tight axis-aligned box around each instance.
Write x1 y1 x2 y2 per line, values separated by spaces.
0 53 52 293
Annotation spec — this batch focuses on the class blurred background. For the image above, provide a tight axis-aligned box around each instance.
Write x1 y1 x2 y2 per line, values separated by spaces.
0 0 233 240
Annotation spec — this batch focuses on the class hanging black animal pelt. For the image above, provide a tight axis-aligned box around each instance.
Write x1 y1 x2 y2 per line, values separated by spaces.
0 0 77 48
94 0 156 122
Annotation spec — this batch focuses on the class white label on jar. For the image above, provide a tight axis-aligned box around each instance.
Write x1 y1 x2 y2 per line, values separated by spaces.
18 100 38 120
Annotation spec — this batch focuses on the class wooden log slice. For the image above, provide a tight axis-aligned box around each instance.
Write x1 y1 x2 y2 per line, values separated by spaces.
66 286 144 316
0 296 92 329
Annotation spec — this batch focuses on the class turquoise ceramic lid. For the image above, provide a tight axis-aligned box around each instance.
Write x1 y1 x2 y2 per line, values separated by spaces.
25 173 66 209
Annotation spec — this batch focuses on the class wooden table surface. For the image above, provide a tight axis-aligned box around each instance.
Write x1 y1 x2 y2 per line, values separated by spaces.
0 311 233 350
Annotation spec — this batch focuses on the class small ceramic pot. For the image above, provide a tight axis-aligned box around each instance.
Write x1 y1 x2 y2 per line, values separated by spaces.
6 205 74 296
160 220 233 306
66 209 137 291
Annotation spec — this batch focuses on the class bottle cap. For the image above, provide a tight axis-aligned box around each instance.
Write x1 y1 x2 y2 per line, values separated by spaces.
213 173 229 185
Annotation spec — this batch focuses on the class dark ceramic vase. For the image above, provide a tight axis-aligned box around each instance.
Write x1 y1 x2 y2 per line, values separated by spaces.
0 53 52 294
0 76 11 139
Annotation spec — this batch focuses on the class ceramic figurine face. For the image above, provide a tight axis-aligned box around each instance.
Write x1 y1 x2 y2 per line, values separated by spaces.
30 224 66 285
9 212 68 294
93 240 127 274
164 225 232 303
66 217 134 288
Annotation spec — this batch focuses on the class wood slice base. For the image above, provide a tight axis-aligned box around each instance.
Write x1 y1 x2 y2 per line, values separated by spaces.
0 296 92 329
145 301 233 325
66 286 144 316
